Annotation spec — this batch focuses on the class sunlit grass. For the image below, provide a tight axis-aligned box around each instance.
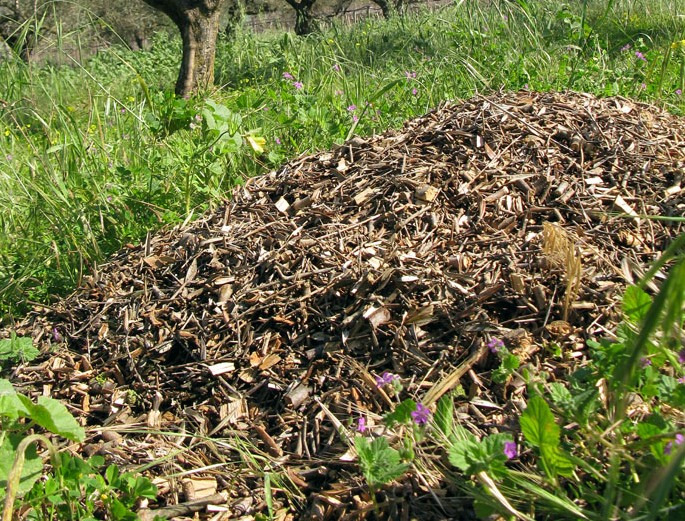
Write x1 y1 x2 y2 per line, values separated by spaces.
0 0 684 315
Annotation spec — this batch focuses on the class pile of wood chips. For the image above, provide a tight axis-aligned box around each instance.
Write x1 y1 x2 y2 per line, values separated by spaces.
4 90 685 519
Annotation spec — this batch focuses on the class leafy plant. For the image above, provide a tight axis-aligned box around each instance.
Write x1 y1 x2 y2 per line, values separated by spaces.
354 436 409 489
519 394 574 481
0 334 39 370
0 379 157 521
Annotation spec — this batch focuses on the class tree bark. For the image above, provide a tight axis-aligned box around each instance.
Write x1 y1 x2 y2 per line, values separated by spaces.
371 0 393 19
283 0 317 36
140 0 229 97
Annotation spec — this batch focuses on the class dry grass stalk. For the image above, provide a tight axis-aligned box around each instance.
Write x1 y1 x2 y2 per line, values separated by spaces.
542 221 583 321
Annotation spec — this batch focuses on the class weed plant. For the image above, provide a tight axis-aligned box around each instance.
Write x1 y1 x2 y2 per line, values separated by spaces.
354 233 685 519
1 0 684 316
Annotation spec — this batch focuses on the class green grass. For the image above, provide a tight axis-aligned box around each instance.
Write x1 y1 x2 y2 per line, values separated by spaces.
0 0 684 316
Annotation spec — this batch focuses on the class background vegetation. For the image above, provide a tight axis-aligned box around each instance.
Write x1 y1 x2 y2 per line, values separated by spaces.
0 0 684 317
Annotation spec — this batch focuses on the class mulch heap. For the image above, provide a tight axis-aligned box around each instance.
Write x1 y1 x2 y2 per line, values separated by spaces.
4 90 685 520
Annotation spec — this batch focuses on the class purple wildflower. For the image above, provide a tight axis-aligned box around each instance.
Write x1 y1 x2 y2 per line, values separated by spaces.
678 348 685 364
640 357 652 368
635 51 647 62
676 89 683 96
664 433 684 455
283 72 294 80
679 376 685 384
487 337 504 353
293 81 303 90
352 115 359 123
274 137 281 145
640 82 647 90
52 327 63 343
405 71 417 79
347 104 357 112
375 371 397 387
357 417 367 433
333 64 340 72
504 441 517 460
411 88 418 96
621 43 631 52
411 402 431 426
502 14 508 21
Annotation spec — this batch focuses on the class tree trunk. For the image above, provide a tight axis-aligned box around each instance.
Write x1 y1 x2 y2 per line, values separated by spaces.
141 0 229 97
372 0 393 19
283 0 317 36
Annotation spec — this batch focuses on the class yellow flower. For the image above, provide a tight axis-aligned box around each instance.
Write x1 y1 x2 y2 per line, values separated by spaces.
246 135 266 154
3 129 9 136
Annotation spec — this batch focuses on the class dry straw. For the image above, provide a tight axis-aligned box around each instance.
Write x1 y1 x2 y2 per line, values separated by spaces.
542 222 583 321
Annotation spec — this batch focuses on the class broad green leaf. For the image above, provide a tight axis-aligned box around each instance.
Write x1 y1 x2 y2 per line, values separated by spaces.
434 394 454 438
520 395 575 478
22 396 85 442
548 382 573 409
0 434 42 500
384 398 416 427
0 334 39 363
0 379 31 419
448 436 481 474
106 463 121 486
540 445 575 478
622 285 652 324
354 436 409 487
520 395 559 450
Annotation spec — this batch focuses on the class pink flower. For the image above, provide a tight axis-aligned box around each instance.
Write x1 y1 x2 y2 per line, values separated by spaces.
621 43 631 52
293 81 303 90
405 71 417 79
334 90 343 96
357 417 367 433
676 89 683 96
347 104 357 112
375 372 397 387
504 441 517 459
274 137 281 145
333 64 340 72
352 115 359 122
411 88 418 96
283 72 294 80
411 403 431 426
664 433 684 455
635 51 647 62
487 337 504 353
640 357 652 368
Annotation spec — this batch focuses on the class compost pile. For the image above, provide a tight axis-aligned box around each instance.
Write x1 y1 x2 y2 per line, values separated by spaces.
4 90 685 519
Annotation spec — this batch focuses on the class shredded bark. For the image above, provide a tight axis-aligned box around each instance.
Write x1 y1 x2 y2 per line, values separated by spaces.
3 90 684 519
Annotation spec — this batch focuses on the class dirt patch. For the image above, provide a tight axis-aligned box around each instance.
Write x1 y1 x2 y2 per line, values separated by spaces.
4 90 685 519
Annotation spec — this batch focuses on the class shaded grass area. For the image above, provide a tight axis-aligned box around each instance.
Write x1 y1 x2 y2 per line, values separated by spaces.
0 0 684 316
